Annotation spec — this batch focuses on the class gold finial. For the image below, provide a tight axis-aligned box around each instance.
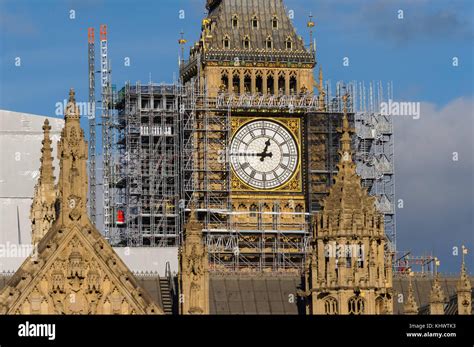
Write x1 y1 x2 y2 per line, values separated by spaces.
307 13 315 53
178 31 187 45
178 31 187 63
307 13 315 28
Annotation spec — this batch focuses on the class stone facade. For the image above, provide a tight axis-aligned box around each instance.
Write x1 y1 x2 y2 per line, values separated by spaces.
0 90 163 315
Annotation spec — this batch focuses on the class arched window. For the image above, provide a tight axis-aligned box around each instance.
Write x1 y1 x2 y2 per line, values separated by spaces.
244 73 251 93
267 74 274 94
232 14 239 28
250 204 258 218
272 16 278 29
375 297 385 315
266 36 273 49
252 15 259 29
232 74 240 94
348 296 365 315
243 35 250 49
286 37 293 50
289 74 297 94
346 243 352 268
324 297 338 315
223 35 230 49
357 242 364 268
278 73 285 95
255 73 263 94
221 72 229 92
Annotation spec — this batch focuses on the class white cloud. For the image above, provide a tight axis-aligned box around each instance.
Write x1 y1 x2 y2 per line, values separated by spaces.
394 97 474 272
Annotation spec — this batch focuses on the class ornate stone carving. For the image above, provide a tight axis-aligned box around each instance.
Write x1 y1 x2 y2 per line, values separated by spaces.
456 246 472 315
0 89 163 315
179 205 209 314
30 119 57 246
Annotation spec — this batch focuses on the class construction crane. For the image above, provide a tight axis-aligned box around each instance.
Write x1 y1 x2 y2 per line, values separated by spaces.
100 24 111 241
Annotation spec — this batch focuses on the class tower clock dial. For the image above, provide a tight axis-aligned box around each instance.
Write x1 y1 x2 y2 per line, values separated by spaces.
230 120 299 189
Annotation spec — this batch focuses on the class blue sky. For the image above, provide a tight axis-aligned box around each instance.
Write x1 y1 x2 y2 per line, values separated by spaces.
0 0 473 273
1 0 472 114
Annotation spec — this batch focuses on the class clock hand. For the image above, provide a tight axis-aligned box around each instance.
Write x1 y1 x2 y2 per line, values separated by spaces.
259 152 273 161
257 140 273 162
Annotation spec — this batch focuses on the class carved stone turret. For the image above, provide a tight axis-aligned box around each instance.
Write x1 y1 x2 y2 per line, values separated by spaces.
179 205 209 314
56 89 88 226
429 266 445 315
305 95 393 315
30 119 57 245
404 272 418 315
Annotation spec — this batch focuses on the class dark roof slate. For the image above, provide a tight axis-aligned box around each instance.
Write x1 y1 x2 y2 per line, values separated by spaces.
206 0 309 53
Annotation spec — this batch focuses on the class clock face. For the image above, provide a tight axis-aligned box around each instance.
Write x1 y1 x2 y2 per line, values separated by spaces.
230 120 298 189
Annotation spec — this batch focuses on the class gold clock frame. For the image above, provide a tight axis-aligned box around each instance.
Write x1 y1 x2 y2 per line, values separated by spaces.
229 117 302 193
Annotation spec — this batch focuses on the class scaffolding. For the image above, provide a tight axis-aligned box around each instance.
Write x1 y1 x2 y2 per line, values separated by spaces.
177 79 396 272
102 78 395 272
180 80 323 273
393 251 436 276
180 79 233 266
112 82 180 247
100 24 112 241
351 81 396 251
307 81 396 252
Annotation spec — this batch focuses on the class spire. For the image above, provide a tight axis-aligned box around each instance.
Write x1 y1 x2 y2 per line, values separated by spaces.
457 245 472 314
429 258 445 314
180 197 209 314
404 270 418 315
39 119 55 185
65 88 80 120
185 199 203 241
316 67 326 111
57 88 88 225
317 92 379 226
339 94 353 154
460 245 469 283
30 119 58 245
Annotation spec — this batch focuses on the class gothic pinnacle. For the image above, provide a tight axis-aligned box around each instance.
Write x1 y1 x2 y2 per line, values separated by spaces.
40 119 55 185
